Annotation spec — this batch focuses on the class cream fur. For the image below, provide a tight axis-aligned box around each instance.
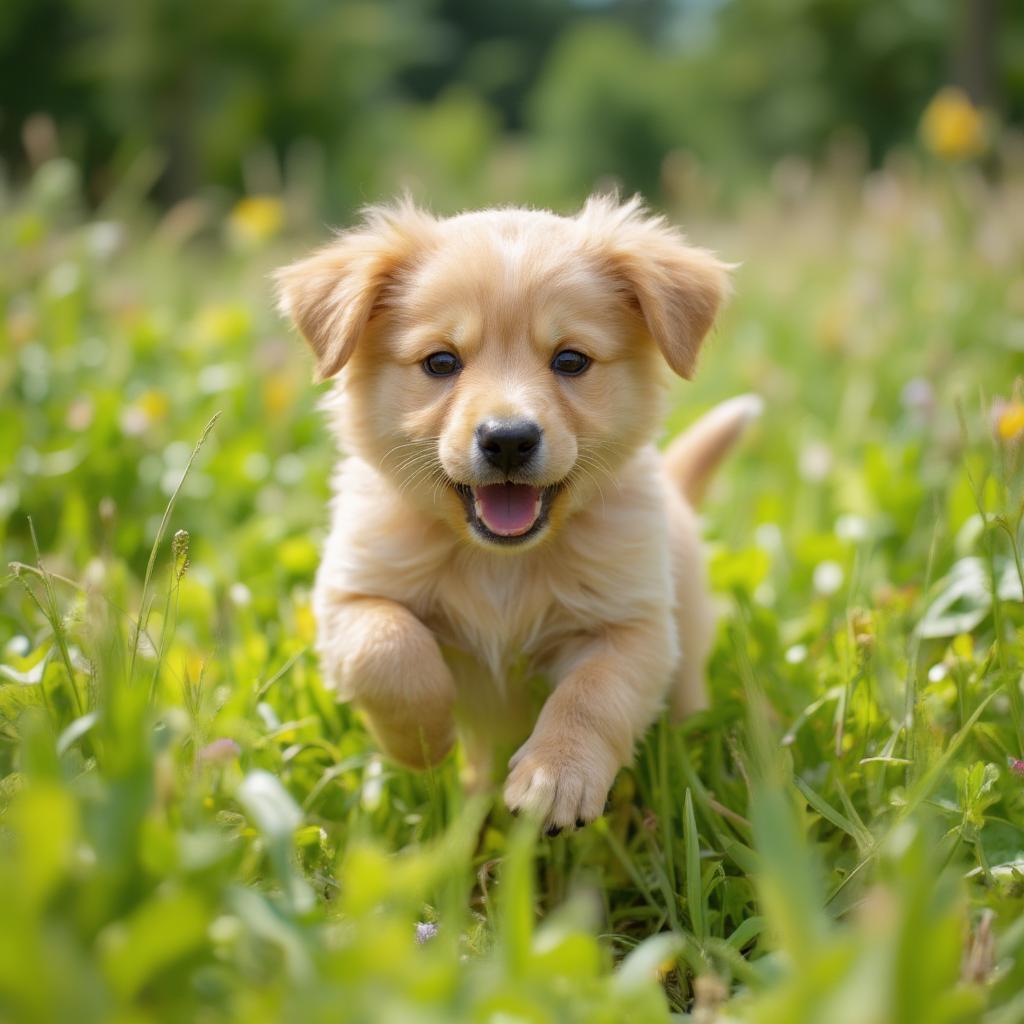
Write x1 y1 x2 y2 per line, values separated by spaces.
275 195 756 831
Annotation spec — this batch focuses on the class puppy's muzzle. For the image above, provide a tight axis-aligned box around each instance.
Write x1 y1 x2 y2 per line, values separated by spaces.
475 419 542 474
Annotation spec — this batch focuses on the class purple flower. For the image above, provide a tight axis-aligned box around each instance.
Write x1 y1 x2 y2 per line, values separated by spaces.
901 378 935 417
1009 758 1024 779
415 922 439 944
198 738 241 764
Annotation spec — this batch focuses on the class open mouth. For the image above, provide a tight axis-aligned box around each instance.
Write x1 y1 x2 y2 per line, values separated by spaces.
452 482 558 544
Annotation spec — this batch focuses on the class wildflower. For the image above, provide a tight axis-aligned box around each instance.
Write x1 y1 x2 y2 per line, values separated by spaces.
1009 758 1024 779
120 389 169 437
4 635 30 658
901 378 934 418
813 560 844 597
415 922 439 944
46 261 80 298
198 738 241 764
785 644 808 665
693 972 729 1018
799 441 832 482
88 221 124 261
850 608 874 650
194 304 251 346
754 522 783 552
263 374 296 417
66 396 94 431
921 87 986 160
228 195 284 246
835 514 869 543
99 496 116 526
294 598 317 643
993 400 1024 441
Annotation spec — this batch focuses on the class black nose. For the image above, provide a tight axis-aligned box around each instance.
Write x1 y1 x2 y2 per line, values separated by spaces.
476 419 542 473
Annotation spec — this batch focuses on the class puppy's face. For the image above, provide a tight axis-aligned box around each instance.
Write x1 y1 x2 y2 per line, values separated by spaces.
276 197 729 551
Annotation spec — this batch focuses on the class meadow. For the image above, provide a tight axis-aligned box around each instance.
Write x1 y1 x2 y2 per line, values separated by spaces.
2 153 1024 1023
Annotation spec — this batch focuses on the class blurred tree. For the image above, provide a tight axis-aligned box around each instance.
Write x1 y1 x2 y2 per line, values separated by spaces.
1 0 437 207
397 0 577 130
527 22 678 201
953 0 998 106
0 0 1022 210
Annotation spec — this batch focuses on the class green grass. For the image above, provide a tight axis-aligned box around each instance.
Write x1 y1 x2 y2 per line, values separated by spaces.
2 158 1024 1023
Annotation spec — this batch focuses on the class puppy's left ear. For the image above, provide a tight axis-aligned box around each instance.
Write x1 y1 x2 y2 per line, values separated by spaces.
579 195 732 379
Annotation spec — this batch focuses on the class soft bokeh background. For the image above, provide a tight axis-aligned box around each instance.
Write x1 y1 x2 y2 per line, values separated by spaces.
3 3 1024 1023
3 0 1023 213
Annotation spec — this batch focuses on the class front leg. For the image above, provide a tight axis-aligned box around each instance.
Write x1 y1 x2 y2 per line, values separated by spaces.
503 616 678 832
316 594 456 769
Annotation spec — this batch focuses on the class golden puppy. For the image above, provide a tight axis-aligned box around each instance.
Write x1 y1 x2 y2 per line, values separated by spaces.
275 195 759 832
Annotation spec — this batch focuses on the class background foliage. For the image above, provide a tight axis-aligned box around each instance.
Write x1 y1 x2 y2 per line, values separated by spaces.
2 0 1023 212
2 2 1024 1022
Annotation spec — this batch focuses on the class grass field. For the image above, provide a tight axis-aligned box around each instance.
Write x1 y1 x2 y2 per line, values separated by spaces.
2 157 1024 1023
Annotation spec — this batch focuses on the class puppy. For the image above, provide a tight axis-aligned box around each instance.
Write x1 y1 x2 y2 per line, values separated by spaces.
275 195 759 832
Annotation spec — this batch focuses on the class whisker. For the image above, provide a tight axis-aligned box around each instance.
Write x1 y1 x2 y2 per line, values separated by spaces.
379 436 442 474
569 462 607 513
574 453 621 496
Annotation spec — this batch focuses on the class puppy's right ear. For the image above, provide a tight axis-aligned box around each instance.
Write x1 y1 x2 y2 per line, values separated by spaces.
273 202 435 380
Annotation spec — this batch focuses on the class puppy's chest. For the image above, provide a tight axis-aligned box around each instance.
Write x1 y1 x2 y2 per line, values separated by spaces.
419 556 589 674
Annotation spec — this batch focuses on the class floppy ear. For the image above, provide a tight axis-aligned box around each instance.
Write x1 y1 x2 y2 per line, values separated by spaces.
273 201 435 380
578 194 732 379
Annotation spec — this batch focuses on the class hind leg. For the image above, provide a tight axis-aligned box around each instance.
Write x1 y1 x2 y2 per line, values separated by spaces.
667 494 716 721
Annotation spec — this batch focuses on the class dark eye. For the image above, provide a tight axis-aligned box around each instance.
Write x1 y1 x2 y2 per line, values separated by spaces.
551 349 591 376
423 351 462 377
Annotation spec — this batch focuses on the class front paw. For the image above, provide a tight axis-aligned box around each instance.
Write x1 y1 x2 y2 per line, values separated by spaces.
503 732 618 833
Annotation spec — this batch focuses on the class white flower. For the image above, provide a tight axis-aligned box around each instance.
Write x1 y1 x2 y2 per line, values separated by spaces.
47 261 80 298
785 644 808 665
799 441 832 482
813 560 844 597
835 514 869 543
88 221 124 260
754 522 783 551
4 636 30 658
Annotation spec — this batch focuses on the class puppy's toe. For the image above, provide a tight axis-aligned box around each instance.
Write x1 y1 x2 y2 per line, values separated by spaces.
503 735 615 833
503 758 559 822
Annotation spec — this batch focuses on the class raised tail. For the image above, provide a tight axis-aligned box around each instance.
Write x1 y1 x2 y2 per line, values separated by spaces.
663 394 763 506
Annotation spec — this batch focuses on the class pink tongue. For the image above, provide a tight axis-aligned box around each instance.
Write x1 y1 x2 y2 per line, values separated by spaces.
474 483 541 536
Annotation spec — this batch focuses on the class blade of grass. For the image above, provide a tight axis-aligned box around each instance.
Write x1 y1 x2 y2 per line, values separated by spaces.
129 412 220 683
794 775 873 855
683 789 706 943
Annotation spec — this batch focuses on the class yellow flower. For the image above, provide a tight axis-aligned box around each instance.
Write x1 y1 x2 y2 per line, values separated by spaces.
228 195 284 245
263 374 295 417
194 303 251 346
996 401 1024 440
120 388 168 436
138 389 169 421
294 601 317 644
921 87 986 160
951 633 975 662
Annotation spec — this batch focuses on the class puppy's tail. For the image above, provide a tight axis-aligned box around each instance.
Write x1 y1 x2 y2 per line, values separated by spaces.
663 394 763 506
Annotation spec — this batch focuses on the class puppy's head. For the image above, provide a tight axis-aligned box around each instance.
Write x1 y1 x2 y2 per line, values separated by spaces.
275 195 730 551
